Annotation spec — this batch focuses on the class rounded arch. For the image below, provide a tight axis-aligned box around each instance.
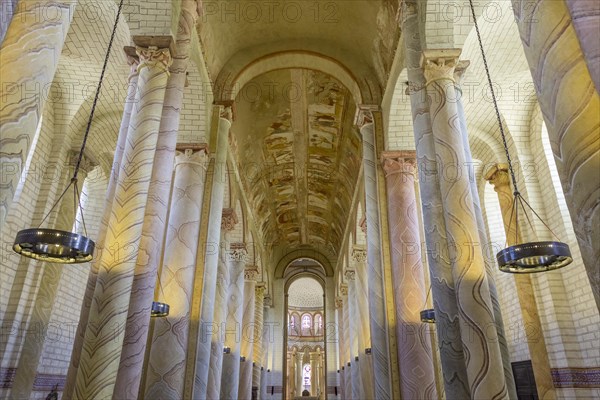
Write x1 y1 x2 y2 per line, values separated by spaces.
214 51 364 105
275 249 334 278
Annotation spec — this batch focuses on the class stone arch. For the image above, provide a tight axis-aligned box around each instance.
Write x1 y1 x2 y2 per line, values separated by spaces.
275 249 335 278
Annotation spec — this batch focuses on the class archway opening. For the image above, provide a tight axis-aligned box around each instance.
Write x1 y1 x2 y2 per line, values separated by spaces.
286 276 325 399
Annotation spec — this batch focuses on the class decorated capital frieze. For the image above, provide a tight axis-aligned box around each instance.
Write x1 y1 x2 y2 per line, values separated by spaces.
335 296 344 309
354 104 379 128
421 48 462 85
381 150 417 178
340 284 348 296
175 143 209 165
221 208 239 231
263 294 272 307
453 60 471 87
484 163 511 190
136 45 172 73
227 242 247 262
345 269 356 281
351 246 367 264
255 283 266 297
67 150 98 176
244 266 259 281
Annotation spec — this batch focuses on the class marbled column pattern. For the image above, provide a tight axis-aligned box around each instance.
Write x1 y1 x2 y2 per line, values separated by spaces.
345 269 361 400
382 152 437 400
252 284 265 397
238 267 258 399
72 45 172 399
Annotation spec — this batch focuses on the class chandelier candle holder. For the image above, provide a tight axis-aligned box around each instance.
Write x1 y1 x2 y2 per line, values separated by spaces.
468 0 572 273
12 0 129 263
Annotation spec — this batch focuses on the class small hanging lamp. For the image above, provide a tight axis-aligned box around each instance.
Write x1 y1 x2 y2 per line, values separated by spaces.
468 0 573 273
13 0 126 264
151 301 170 318
420 285 435 324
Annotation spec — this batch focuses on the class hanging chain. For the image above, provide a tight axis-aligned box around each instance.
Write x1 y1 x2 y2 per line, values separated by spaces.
72 0 125 181
468 0 519 195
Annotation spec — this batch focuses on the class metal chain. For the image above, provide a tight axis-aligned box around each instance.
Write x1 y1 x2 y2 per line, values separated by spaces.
468 0 519 194
72 0 125 180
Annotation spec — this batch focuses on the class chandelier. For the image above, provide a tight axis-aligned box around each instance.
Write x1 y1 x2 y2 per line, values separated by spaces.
469 0 573 273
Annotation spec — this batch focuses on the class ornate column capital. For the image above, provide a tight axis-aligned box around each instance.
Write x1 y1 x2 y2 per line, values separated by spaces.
244 266 259 281
354 104 380 128
351 247 367 264
136 45 172 73
227 242 247 262
381 150 417 178
340 284 348 296
345 269 356 281
421 48 462 85
221 208 239 231
263 294 272 307
484 163 511 190
255 283 266 297
359 216 367 234
67 150 98 176
215 100 235 122
454 60 471 87
124 46 140 79
335 297 344 309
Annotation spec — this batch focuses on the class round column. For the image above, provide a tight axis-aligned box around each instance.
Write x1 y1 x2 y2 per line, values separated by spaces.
422 48 508 399
345 269 361 400
144 147 208 398
239 267 258 398
72 44 172 399
63 52 140 399
252 284 266 399
335 297 345 400
220 244 248 399
341 288 352 399
486 164 556 400
350 247 375 399
400 4 470 398
381 151 438 400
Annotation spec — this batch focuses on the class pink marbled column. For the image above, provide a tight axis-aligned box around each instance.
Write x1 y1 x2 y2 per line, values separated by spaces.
220 244 248 400
239 267 258 399
72 45 172 399
143 148 208 398
345 270 361 400
382 152 437 400
422 49 508 399
63 53 139 400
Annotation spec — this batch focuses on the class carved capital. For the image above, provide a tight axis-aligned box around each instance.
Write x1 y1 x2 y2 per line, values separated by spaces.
381 150 417 177
359 216 367 234
221 208 239 231
215 100 235 122
136 46 172 73
244 266 259 281
484 163 511 190
345 269 356 281
354 105 379 128
255 283 266 298
67 150 97 176
335 297 344 309
175 144 209 164
340 284 348 296
454 60 471 87
351 247 367 264
263 294 272 307
124 46 140 79
399 1 418 25
227 246 248 262
421 49 462 85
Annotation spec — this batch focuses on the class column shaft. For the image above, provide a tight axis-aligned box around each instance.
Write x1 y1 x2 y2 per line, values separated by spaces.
252 285 266 398
358 111 392 399
72 45 172 399
239 268 258 399
0 0 75 227
143 149 208 398
401 5 470 397
341 293 352 399
422 48 508 399
382 152 437 400
63 56 139 399
345 270 360 400
486 165 556 400
193 109 231 397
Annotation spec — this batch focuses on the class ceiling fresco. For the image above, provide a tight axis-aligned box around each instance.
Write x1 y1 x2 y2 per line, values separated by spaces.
232 69 361 255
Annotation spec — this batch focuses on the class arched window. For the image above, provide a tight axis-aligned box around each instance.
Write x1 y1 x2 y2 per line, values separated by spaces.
301 314 312 330
314 314 323 335
289 313 299 336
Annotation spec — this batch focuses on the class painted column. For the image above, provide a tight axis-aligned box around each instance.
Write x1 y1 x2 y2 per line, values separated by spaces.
486 164 556 400
143 147 208 398
335 297 345 400
357 107 393 399
453 61 518 399
252 284 266 399
63 51 140 400
72 44 172 399
341 288 352 399
114 3 199 397
566 0 600 91
260 303 271 400
0 0 75 227
422 48 508 399
239 267 258 399
9 152 95 399
401 4 470 398
220 244 248 400
344 269 361 400
193 106 232 397
289 352 297 399
310 352 318 397
350 246 374 400
511 0 600 310
381 151 438 400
